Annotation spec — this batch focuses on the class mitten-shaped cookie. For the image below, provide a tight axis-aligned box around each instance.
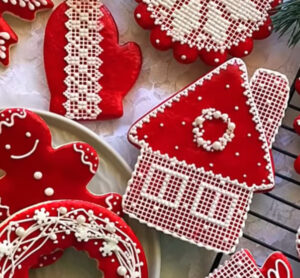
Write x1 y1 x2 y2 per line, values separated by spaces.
206 249 293 278
44 0 142 121
0 200 148 278
134 0 281 66
0 0 53 66
0 108 122 220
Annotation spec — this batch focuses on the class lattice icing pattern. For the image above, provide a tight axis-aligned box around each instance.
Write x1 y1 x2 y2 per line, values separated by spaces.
0 200 148 278
63 0 103 120
250 69 290 146
0 0 53 65
205 249 293 278
134 0 279 65
123 148 253 253
206 250 264 278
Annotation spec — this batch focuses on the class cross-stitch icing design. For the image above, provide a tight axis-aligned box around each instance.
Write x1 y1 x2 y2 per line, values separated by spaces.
44 0 142 121
0 200 148 278
0 0 53 65
134 0 281 65
205 249 293 278
63 0 103 120
123 58 289 254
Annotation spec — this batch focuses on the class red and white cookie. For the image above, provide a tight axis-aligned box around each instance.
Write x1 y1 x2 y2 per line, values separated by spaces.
0 200 148 278
206 249 293 278
44 0 142 121
123 58 289 253
293 115 300 135
134 0 281 66
0 108 122 220
0 0 53 66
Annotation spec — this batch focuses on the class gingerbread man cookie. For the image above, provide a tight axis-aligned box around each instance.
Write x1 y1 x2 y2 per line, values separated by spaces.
0 108 122 220
0 0 53 66
0 200 148 278
206 249 293 278
44 0 142 121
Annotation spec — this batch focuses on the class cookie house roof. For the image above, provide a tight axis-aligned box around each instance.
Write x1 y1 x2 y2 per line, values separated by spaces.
128 58 275 191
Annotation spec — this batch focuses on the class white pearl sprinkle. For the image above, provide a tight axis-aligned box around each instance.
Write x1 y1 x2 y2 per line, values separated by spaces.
44 187 54 197
117 266 127 276
34 171 43 180
77 215 86 224
25 132 31 138
16 227 26 238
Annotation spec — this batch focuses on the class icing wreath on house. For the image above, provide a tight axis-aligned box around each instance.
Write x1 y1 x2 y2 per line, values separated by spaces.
123 58 289 253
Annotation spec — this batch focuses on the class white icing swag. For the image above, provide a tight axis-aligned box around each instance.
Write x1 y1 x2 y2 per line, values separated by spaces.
63 0 103 120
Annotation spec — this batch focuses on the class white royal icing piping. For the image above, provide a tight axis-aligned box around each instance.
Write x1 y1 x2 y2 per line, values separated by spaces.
0 109 27 135
142 0 273 52
267 259 291 278
0 204 143 278
0 0 49 11
10 139 39 160
105 195 114 211
73 144 97 174
63 0 103 120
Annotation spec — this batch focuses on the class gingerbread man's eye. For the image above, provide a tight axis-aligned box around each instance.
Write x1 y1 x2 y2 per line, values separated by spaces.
25 132 31 138
5 144 11 150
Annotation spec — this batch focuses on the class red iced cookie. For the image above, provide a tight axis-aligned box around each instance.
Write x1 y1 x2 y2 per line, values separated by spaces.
123 58 289 253
0 200 148 278
0 108 122 220
206 249 293 278
0 0 53 66
44 0 142 121
293 115 300 135
134 0 280 66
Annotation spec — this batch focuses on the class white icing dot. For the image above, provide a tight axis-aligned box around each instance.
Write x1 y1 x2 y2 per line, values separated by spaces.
235 152 240 157
25 132 31 138
247 133 252 137
117 266 127 276
212 142 221 150
214 58 219 63
144 135 148 139
197 96 202 101
155 39 160 44
16 227 26 237
58 207 67 214
181 121 186 126
175 146 179 150
136 13 141 19
244 50 249 55
77 215 86 224
243 174 247 178
44 187 54 197
5 144 11 150
209 163 214 167
160 123 164 127
257 162 261 166
50 233 57 240
181 55 187 60
234 106 239 111
34 171 43 180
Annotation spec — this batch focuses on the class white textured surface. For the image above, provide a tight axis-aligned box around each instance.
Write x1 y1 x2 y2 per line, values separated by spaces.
0 0 299 277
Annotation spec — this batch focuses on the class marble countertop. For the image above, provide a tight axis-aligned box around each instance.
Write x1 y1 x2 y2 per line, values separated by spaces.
0 0 299 277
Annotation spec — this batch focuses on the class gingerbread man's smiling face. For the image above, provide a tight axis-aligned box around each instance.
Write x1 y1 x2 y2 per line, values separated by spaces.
0 109 51 171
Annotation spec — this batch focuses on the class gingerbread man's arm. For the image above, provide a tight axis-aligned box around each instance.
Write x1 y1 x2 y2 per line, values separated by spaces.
0 17 18 66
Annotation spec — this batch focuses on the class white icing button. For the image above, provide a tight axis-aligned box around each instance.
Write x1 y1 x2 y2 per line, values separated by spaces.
77 215 86 224
25 132 31 138
117 266 127 276
44 187 54 197
16 227 26 237
33 171 43 180
5 144 11 150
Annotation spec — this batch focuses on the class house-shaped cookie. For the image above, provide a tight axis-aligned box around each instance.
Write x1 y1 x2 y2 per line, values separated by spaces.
123 58 289 253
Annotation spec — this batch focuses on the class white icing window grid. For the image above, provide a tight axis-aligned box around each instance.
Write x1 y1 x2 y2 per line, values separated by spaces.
250 70 289 146
144 0 272 51
124 148 253 253
141 164 189 209
206 249 264 278
63 0 103 120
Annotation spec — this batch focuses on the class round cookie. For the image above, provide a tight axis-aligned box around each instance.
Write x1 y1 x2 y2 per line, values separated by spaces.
293 115 300 135
0 200 148 278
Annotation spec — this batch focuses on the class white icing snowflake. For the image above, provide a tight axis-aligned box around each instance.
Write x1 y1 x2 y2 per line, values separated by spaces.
0 240 14 258
75 225 90 242
33 208 50 225
99 238 119 257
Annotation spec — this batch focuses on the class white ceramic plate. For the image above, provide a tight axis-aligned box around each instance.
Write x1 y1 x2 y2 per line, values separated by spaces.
25 110 161 278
